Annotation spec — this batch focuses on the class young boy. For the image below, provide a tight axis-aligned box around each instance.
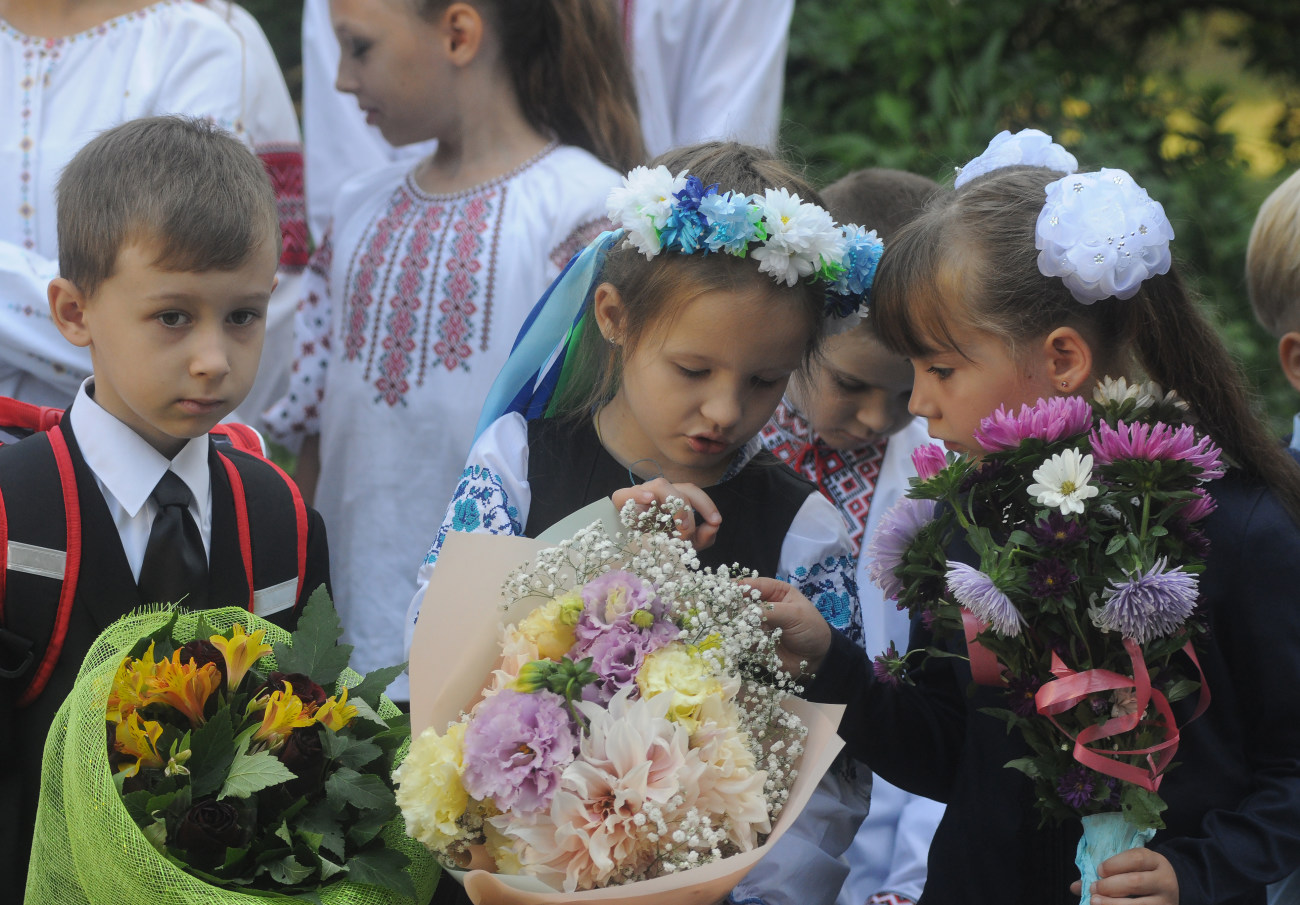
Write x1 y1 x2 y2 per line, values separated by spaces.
0 116 331 899
738 168 945 905
1246 166 1300 458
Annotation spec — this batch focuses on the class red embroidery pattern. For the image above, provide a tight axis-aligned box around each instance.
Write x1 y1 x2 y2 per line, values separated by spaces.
257 145 309 272
372 203 445 406
549 217 612 270
432 193 494 372
342 190 415 363
867 894 915 905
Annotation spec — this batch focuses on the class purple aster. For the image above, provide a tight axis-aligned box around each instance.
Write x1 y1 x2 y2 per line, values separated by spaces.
945 563 1025 637
960 457 1011 492
1169 518 1212 560
871 641 904 688
1027 558 1077 600
1094 557 1199 643
1089 421 1226 479
1028 512 1087 549
1056 765 1096 810
866 497 939 599
460 690 578 813
1004 673 1042 718
911 444 948 481
974 395 1093 452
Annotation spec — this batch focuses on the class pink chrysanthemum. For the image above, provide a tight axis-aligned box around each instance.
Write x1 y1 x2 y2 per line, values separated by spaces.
946 563 1025 637
866 497 938 599
974 396 1093 452
1177 487 1218 523
911 444 948 481
1088 421 1225 479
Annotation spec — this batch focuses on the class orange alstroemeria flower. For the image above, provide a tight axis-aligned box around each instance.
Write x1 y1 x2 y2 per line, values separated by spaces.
147 652 222 727
250 682 317 751
113 712 166 777
209 624 272 691
107 642 160 723
316 687 359 732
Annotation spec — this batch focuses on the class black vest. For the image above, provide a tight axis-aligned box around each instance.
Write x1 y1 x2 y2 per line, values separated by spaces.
523 416 816 578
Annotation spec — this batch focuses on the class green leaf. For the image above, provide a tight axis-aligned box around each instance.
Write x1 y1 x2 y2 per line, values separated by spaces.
345 847 415 897
187 708 236 798
273 585 352 687
1164 678 1202 703
1105 534 1127 555
1003 757 1042 779
347 697 389 728
296 799 347 857
324 767 394 811
1120 784 1168 832
1006 530 1034 547
317 854 344 881
344 662 407 708
268 853 317 886
320 732 383 771
218 749 297 800
346 802 399 847
120 788 154 825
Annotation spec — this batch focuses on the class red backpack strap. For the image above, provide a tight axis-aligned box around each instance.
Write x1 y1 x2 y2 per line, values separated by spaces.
210 422 265 457
15 426 81 706
216 450 308 619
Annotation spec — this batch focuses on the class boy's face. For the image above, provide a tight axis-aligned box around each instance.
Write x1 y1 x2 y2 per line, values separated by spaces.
56 237 277 458
789 330 914 451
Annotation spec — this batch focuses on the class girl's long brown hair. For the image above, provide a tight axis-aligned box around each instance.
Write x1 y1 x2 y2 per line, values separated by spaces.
419 0 645 172
872 165 1300 524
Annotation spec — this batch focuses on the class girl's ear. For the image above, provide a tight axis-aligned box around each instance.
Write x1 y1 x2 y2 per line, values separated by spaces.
1278 331 1300 394
1041 326 1093 394
48 277 92 348
592 283 626 345
441 2 484 66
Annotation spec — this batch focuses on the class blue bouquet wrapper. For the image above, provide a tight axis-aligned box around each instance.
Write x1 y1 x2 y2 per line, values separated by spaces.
1075 812 1157 902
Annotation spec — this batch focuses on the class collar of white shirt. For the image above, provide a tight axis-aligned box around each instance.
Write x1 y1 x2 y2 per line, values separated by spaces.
69 379 212 524
1291 413 1300 453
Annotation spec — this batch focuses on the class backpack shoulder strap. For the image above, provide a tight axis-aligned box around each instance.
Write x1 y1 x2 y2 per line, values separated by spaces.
0 427 82 705
0 397 64 446
210 422 264 456
215 449 308 620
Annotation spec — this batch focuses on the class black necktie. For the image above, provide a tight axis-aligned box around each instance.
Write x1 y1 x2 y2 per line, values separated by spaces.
137 471 208 608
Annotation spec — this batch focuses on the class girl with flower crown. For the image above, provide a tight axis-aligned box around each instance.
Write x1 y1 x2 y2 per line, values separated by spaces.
263 0 644 705
754 130 1300 905
405 141 884 902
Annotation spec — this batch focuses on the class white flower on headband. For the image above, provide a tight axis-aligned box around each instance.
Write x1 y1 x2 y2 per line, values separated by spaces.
1035 168 1175 304
606 165 688 258
954 129 1079 189
751 188 848 287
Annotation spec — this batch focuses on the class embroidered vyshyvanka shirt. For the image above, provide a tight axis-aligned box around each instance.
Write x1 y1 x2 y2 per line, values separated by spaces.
265 145 617 691
0 0 306 420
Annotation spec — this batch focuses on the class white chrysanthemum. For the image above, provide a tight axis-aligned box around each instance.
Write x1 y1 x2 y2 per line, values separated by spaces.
606 165 688 258
394 722 470 852
1026 448 1100 516
1093 375 1158 410
751 188 848 286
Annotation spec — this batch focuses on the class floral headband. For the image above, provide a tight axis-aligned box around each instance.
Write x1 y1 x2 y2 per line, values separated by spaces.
956 129 1175 305
606 165 883 325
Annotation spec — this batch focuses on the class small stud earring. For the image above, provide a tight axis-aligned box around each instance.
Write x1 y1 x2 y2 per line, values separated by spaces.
1060 380 1069 389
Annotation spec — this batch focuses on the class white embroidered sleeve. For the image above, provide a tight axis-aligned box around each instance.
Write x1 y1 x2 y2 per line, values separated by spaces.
777 492 864 649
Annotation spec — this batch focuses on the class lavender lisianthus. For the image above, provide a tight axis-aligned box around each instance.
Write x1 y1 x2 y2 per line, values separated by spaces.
1092 557 1199 644
574 621 677 704
974 395 1093 452
578 570 667 630
946 563 1025 637
460 690 578 813
1089 421 1225 480
866 497 939 599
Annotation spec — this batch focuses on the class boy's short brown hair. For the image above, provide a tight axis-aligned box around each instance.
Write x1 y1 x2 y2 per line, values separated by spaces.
822 167 942 243
1246 167 1300 337
56 115 280 297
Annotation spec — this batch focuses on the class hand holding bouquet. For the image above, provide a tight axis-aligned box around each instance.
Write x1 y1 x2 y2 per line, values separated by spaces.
26 592 439 904
402 500 843 903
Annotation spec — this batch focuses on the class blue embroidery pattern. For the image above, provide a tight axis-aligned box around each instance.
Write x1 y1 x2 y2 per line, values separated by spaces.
423 465 522 566
782 554 863 648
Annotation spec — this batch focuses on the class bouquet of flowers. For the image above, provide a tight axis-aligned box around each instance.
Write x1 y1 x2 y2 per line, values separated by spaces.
867 379 1219 890
26 592 439 905
401 500 843 903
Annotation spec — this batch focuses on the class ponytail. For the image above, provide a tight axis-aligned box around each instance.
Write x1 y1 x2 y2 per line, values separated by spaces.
496 0 645 172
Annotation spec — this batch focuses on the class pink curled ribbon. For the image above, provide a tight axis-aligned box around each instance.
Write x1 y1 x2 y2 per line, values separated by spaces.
1033 637 1210 792
961 610 1006 686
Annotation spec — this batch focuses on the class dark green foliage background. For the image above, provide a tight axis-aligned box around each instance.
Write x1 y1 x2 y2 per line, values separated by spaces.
242 0 1300 430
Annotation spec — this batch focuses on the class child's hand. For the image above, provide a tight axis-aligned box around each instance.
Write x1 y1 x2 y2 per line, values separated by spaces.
1069 848 1179 905
740 577 832 677
610 478 721 551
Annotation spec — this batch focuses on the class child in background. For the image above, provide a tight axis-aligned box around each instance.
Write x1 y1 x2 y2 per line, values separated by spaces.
264 0 643 701
754 130 1300 904
0 116 330 900
406 141 878 899
755 167 946 905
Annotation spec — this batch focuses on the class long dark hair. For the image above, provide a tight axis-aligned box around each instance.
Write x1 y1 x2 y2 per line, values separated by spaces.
419 0 645 172
872 165 1300 524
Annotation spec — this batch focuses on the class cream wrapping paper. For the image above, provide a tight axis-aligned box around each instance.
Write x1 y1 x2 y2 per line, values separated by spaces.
409 527 846 905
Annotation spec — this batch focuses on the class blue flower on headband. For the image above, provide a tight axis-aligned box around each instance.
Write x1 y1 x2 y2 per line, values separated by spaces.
698 191 761 256
834 225 885 299
660 175 717 254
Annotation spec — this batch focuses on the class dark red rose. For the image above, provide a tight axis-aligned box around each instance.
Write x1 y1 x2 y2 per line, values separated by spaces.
278 724 327 792
172 799 253 868
258 671 327 708
177 639 228 688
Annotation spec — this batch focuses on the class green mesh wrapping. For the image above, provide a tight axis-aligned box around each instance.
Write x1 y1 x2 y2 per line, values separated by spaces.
25 606 440 904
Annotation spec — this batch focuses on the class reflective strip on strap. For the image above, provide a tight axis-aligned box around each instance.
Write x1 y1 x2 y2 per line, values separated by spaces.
253 577 297 617
6 541 66 580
